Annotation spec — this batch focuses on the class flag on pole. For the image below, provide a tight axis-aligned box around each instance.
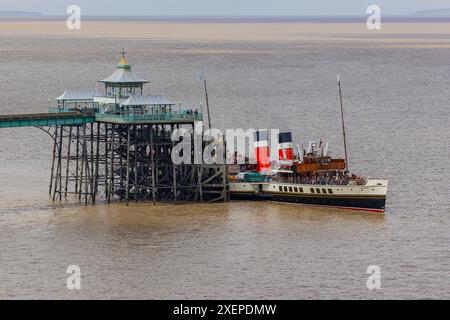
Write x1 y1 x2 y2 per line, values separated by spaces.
198 71 206 81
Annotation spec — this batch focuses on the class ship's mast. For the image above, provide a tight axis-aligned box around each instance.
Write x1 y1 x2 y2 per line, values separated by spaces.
337 74 349 173
200 72 212 130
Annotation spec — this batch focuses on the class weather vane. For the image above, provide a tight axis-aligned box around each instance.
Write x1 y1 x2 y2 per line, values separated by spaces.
120 46 127 58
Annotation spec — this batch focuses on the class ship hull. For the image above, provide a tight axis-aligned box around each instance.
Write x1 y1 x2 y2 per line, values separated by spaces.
230 192 386 213
229 180 388 213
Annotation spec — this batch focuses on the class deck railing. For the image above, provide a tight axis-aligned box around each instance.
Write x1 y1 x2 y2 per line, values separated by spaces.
48 108 76 113
95 111 203 123
0 111 95 128
48 108 98 114
47 107 203 124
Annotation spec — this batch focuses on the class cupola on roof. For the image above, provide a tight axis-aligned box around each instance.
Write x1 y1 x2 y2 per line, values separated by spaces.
99 49 149 85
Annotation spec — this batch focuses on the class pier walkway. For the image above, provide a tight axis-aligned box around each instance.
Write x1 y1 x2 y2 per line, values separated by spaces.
0 111 95 128
0 110 202 128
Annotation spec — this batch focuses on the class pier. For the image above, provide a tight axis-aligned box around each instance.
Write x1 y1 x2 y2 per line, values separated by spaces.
0 53 229 206
0 111 95 128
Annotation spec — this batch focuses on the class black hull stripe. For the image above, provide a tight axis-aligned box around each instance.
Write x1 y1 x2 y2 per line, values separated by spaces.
230 193 386 212
268 192 385 199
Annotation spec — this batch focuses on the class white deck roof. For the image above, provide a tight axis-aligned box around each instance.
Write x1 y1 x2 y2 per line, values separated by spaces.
121 95 175 106
55 89 101 101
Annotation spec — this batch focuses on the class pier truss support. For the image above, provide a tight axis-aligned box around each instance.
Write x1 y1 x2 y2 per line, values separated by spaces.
49 122 228 205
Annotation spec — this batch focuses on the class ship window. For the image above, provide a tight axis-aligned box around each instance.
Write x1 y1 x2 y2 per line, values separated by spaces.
279 186 283 192
310 188 315 193
322 188 327 194
289 187 293 192
294 187 298 193
316 188 321 193
299 187 304 193
328 189 333 194
284 186 288 192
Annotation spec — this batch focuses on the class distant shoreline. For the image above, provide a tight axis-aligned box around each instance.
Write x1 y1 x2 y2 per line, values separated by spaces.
1 15 450 23
1 19 449 45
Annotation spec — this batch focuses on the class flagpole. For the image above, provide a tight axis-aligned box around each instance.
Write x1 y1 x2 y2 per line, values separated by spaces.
203 77 212 130
337 74 349 173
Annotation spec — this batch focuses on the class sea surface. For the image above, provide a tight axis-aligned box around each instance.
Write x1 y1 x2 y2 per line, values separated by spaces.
0 21 450 299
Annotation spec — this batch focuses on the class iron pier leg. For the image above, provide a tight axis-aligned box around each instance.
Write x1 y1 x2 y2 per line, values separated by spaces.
150 124 156 205
53 125 63 202
104 123 109 202
108 124 115 204
90 124 94 204
119 126 123 202
49 126 57 195
75 126 80 196
134 125 138 203
93 122 100 204
64 126 72 199
172 124 177 203
83 124 89 205
126 126 131 206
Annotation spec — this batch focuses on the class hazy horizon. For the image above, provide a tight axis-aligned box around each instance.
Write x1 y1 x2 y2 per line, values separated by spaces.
1 13 450 22
1 0 450 16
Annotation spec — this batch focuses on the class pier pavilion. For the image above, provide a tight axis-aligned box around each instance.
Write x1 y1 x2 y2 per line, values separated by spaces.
0 52 228 205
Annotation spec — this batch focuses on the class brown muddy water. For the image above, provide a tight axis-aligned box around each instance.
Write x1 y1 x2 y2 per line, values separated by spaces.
0 21 450 299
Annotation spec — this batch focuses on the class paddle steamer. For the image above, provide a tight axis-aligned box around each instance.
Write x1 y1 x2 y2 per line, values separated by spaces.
229 135 388 213
229 77 388 213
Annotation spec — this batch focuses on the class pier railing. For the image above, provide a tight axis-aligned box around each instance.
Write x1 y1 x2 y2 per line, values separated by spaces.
48 107 203 124
1 108 202 128
0 112 95 128
95 111 203 124
48 108 78 113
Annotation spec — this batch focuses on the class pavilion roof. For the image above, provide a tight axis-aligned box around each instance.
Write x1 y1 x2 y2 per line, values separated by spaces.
121 95 175 107
99 56 149 84
55 89 100 101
